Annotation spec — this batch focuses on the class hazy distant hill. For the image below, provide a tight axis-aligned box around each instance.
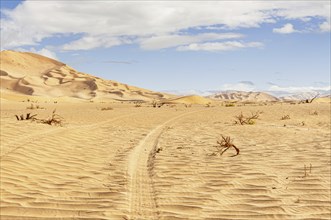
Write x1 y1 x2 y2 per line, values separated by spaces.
279 91 330 101
208 91 279 102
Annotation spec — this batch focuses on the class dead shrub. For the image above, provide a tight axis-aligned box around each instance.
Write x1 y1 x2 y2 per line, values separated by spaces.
205 102 212 107
211 135 240 157
225 103 235 107
31 109 64 126
310 110 318 115
234 111 260 125
303 163 312 178
134 101 143 107
26 103 44 110
101 107 113 111
281 115 291 120
15 110 63 126
152 100 164 108
15 113 37 121
302 94 319 104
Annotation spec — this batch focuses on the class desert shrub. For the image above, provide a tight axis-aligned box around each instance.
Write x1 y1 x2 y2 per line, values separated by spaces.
134 101 143 107
36 109 63 126
152 100 164 108
15 113 37 121
26 103 44 110
101 107 113 110
301 94 319 104
211 135 239 157
234 111 260 125
225 103 235 107
310 110 318 115
303 164 312 178
281 115 291 120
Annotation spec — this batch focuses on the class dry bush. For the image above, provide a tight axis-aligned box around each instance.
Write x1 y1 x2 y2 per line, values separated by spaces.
281 115 291 120
225 103 235 107
303 164 312 178
300 94 319 104
134 101 143 107
211 135 240 157
234 111 260 125
15 113 37 121
310 110 318 115
101 107 113 111
26 103 44 110
152 100 164 108
33 109 64 126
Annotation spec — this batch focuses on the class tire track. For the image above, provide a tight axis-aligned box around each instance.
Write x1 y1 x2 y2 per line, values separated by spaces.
127 110 207 220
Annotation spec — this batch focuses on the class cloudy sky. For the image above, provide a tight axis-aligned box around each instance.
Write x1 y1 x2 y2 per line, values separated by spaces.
1 0 330 94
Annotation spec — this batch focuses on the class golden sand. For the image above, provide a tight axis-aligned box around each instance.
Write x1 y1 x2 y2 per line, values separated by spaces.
1 98 330 219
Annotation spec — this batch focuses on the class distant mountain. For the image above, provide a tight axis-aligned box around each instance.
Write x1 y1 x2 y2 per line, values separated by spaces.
161 90 216 97
278 90 330 101
165 89 330 102
279 91 320 101
0 50 172 101
207 91 279 102
165 95 213 105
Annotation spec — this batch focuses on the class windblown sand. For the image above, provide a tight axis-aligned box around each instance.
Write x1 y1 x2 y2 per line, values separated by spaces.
1 100 330 219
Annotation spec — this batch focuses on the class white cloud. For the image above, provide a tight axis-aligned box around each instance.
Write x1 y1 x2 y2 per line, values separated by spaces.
0 1 330 51
219 82 256 92
177 41 263 52
268 85 331 93
320 21 331 32
140 33 243 50
61 35 132 51
273 23 298 34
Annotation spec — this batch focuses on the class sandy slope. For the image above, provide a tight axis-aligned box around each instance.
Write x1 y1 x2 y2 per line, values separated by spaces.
0 99 330 219
165 95 213 105
0 50 171 101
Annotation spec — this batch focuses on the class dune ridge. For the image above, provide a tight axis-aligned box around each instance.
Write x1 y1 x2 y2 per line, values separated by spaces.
0 50 170 101
165 95 213 105
1 50 330 219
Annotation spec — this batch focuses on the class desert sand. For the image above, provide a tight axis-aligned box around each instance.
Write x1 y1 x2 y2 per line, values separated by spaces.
1 51 330 219
0 98 330 220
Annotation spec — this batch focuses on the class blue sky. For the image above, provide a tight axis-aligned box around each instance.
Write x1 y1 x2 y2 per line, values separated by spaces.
1 1 330 94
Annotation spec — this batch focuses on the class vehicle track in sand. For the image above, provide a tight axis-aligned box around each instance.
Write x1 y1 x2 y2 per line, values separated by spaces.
127 110 207 220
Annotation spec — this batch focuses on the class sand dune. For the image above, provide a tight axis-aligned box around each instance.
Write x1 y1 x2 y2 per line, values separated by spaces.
166 95 213 105
1 101 330 219
316 96 331 103
209 91 279 102
1 50 330 219
0 50 171 102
